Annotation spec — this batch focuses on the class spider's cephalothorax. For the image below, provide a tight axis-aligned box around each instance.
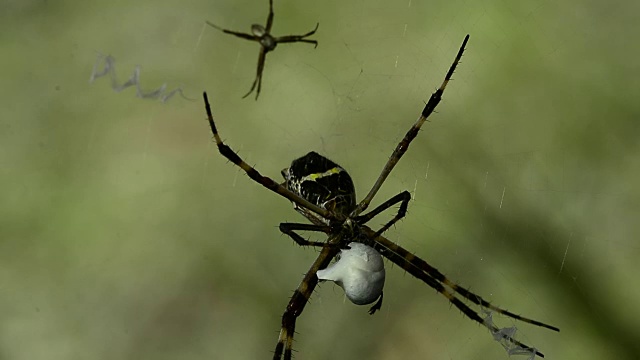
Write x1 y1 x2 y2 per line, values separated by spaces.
251 25 277 51
202 34 559 360
281 151 356 225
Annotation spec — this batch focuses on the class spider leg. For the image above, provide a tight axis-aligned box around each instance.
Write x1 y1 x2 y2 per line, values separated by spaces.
275 23 320 48
266 0 274 32
301 22 320 38
368 291 383 315
274 235 342 360
242 79 258 99
276 38 318 48
372 193 411 237
205 21 259 41
279 222 331 247
363 226 558 358
370 225 559 332
242 47 267 99
254 47 267 99
355 191 411 236
350 35 469 217
202 92 334 220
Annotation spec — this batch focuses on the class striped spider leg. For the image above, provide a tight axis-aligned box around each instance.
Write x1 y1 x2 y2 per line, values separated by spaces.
362 226 559 358
203 93 333 222
206 0 319 100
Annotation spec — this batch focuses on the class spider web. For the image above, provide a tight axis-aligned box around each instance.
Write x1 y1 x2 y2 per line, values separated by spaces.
1 1 639 360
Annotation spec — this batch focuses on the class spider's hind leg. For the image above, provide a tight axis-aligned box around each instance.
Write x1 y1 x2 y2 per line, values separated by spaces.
365 227 552 358
274 243 342 360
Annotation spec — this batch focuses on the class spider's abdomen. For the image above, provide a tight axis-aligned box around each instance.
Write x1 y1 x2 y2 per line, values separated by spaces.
282 152 356 220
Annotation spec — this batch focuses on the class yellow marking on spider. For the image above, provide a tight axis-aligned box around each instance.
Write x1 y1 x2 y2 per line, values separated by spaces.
301 167 342 182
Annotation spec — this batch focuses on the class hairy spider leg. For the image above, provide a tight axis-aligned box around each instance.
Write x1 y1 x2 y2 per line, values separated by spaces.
372 225 559 331
203 92 335 220
355 190 412 238
279 222 331 247
351 34 470 217
363 226 559 358
273 234 342 360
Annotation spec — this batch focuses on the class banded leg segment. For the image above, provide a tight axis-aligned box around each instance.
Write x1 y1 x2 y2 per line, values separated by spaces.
273 235 342 360
362 226 557 358
351 35 470 217
370 226 559 332
203 92 335 221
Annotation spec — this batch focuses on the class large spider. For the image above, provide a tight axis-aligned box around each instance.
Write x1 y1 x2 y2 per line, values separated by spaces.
206 0 319 100
202 35 559 359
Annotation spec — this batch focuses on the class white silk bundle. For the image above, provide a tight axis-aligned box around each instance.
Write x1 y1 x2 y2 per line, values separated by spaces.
317 242 385 305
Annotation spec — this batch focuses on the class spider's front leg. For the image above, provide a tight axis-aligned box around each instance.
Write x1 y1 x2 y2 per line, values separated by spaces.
274 237 341 360
203 93 333 220
350 35 469 218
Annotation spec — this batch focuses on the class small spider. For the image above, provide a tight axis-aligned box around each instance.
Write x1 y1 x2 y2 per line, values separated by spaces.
206 0 319 100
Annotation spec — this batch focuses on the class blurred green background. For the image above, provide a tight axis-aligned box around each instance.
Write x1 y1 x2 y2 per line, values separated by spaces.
2 0 639 359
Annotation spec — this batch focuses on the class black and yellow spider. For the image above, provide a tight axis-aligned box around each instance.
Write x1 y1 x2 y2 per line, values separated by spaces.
206 0 318 100
203 35 559 359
